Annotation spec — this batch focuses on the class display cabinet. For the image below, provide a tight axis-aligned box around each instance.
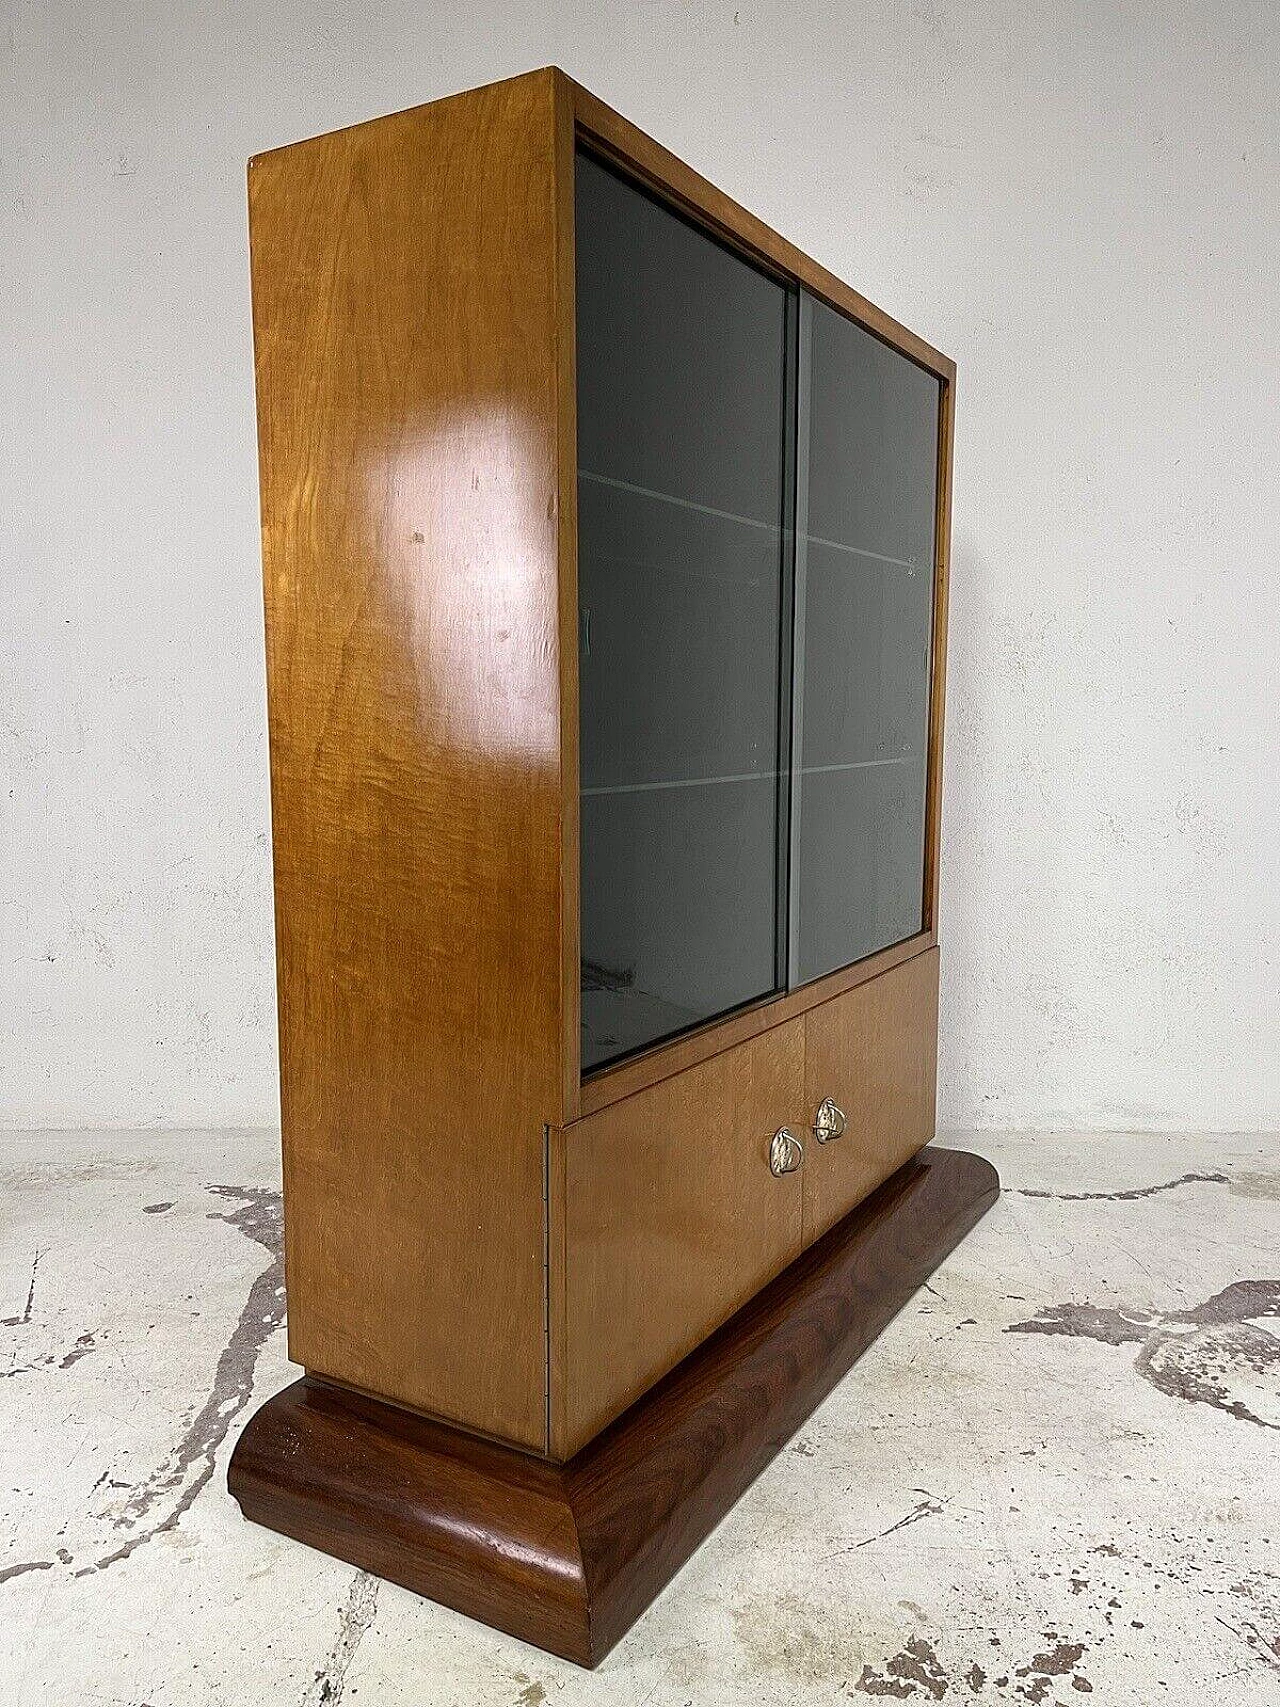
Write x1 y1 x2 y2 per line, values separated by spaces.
229 68 998 1666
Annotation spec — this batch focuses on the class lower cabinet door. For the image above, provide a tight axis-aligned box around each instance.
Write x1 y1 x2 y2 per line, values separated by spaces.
555 1020 805 1457
802 948 940 1245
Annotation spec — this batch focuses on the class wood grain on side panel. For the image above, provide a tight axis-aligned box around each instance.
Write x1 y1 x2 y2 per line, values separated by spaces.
802 948 941 1245
249 70 565 1450
553 1020 806 1459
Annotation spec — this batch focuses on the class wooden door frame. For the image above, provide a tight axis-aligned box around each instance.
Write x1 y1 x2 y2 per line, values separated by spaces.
552 69 955 1125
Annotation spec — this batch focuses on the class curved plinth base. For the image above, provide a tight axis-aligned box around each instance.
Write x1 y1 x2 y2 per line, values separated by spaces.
228 1145 999 1667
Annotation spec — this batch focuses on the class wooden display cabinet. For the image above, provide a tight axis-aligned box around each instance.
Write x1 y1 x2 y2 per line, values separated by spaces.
229 67 998 1666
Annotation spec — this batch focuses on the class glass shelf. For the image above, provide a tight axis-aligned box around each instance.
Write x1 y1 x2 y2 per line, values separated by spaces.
581 469 923 573
579 469 780 537
798 758 922 788
582 770 775 799
805 532 922 573
581 755 919 799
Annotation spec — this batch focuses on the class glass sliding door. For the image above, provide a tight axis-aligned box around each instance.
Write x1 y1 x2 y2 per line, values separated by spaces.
790 293 941 987
575 151 794 1072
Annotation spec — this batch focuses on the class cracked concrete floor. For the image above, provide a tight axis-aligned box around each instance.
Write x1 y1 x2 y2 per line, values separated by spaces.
1 1130 1277 1705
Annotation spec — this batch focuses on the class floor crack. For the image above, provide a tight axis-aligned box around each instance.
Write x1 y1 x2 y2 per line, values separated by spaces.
1010 1171 1229 1203
2 1247 44 1327
300 1571 380 1705
73 1185 284 1577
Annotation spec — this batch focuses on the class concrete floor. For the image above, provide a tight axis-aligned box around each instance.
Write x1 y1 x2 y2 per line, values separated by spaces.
1 1131 1277 1705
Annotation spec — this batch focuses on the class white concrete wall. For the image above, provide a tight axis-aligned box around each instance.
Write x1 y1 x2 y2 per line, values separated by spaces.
3 0 1277 1131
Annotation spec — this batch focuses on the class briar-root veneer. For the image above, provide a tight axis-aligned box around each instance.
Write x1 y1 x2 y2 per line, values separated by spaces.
230 65 997 1665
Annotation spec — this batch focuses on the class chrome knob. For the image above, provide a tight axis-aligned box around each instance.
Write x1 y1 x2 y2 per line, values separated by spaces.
812 1097 846 1143
769 1128 804 1177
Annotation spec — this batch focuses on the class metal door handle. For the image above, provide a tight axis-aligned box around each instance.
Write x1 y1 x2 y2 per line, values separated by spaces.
812 1097 846 1143
769 1128 804 1176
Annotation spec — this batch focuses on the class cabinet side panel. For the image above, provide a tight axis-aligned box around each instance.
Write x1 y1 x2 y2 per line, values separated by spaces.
249 73 564 1450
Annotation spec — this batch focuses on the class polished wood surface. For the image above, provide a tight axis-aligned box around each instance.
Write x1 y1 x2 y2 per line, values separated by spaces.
230 1147 1000 1667
248 66 959 1472
578 930 935 1118
232 1377 589 1657
249 69 567 1449
803 948 941 1245
552 74 584 1123
553 1021 806 1458
923 377 955 932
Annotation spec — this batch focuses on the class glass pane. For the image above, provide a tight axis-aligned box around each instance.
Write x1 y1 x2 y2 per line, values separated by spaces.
576 151 793 1072
792 295 940 985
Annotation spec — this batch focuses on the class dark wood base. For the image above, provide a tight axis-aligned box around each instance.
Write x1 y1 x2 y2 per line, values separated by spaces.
228 1145 998 1666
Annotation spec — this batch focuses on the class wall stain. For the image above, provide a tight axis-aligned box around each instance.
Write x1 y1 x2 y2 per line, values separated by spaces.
73 1184 284 1576
300 1570 379 1707
1008 1281 1280 1429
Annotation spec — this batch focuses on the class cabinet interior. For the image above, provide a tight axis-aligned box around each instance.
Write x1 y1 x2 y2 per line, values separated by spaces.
575 148 943 1075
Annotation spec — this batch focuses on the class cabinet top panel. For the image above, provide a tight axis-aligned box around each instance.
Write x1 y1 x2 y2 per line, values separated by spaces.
250 66 954 386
